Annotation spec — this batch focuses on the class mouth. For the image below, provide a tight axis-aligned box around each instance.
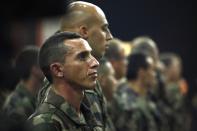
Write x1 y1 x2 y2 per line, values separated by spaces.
88 72 98 79
105 44 109 49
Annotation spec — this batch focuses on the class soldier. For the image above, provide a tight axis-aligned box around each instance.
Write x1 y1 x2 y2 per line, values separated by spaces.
97 58 117 103
97 58 117 120
130 36 170 131
112 53 159 131
3 46 43 123
131 36 163 99
38 1 115 130
28 32 101 131
160 53 190 131
105 38 128 88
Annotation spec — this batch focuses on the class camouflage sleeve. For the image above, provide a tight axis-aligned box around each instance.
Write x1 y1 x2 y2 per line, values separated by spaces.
28 123 61 131
28 113 65 131
3 95 34 122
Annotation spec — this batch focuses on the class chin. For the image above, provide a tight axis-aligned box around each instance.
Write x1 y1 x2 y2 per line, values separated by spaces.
85 82 97 90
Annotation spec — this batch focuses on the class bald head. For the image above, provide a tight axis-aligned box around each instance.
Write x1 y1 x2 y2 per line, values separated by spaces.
60 1 106 31
60 1 112 59
131 36 159 63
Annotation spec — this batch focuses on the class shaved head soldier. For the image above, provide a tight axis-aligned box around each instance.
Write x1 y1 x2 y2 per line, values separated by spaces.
37 1 115 131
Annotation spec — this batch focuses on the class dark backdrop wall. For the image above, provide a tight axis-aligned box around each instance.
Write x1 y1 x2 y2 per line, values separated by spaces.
87 0 196 97
0 0 196 96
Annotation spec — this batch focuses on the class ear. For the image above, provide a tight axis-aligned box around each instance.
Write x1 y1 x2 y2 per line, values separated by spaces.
79 25 88 39
50 63 64 78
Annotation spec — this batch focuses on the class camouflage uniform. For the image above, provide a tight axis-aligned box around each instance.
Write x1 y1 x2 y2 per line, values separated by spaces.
3 82 36 122
37 78 115 131
150 73 189 131
111 83 161 131
165 83 189 131
148 70 171 131
28 86 104 131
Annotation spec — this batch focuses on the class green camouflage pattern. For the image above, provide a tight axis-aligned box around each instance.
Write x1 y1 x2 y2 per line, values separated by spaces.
164 83 190 131
3 82 36 122
84 81 115 131
111 83 161 131
28 86 104 131
36 78 115 131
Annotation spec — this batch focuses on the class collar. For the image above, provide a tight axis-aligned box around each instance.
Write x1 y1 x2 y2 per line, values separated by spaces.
44 86 87 125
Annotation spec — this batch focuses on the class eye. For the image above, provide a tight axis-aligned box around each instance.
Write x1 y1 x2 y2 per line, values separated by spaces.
102 27 106 31
102 25 110 32
77 52 90 61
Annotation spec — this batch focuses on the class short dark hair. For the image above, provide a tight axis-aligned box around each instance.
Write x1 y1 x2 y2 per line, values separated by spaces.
39 31 81 82
160 53 181 68
126 53 149 80
15 46 39 80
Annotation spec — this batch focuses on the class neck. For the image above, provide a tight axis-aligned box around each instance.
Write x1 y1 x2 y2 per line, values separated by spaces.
116 75 122 81
128 79 148 97
53 80 84 114
21 79 34 96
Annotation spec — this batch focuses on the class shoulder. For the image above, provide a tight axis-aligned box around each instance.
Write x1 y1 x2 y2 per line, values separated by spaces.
27 114 62 131
4 88 34 109
113 85 137 110
29 108 65 131
3 90 25 113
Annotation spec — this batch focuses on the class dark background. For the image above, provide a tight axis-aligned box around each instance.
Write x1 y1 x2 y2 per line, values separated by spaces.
0 0 196 96
88 0 197 97
0 0 197 130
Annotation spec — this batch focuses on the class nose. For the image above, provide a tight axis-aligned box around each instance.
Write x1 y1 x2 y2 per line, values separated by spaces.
106 30 113 41
89 56 99 69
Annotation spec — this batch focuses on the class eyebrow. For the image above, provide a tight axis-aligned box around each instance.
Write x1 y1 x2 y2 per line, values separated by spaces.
103 23 109 28
76 50 92 57
78 51 89 56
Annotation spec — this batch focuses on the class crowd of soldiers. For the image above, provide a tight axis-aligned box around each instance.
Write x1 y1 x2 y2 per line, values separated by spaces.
0 1 195 131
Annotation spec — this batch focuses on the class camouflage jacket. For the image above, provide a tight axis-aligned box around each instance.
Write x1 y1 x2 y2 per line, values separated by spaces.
111 84 160 131
165 83 189 131
3 82 36 122
28 86 105 131
37 78 115 131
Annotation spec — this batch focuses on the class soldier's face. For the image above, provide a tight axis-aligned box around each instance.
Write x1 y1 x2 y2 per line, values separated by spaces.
98 62 117 100
112 47 128 80
87 10 113 59
167 58 182 81
62 38 99 89
143 57 157 88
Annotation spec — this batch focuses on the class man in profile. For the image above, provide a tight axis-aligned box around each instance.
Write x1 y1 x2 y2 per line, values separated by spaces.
29 32 101 131
38 1 115 130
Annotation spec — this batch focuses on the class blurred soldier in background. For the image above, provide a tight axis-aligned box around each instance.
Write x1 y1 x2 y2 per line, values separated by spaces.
112 53 159 131
3 46 43 123
160 53 190 131
97 58 117 103
116 36 170 131
105 38 128 88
